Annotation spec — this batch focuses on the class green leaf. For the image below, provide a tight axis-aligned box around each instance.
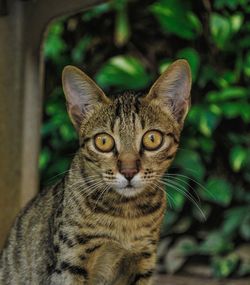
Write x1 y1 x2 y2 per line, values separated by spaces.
210 12 243 49
210 13 232 49
199 110 220 137
44 22 66 62
39 148 51 170
215 71 238 88
230 13 244 33
212 253 240 278
235 244 250 277
165 237 197 273
220 102 250 122
199 231 234 255
187 104 204 124
114 6 130 46
150 0 202 40
59 124 77 142
47 158 71 178
162 210 178 230
158 59 171 74
96 55 151 89
222 207 248 235
82 2 111 21
199 137 215 154
238 260 250 277
177 48 200 81
229 146 248 172
171 217 192 234
239 35 250 48
187 105 221 136
206 87 248 102
198 65 218 88
243 51 250 77
71 36 92 64
214 0 243 10
240 211 250 240
173 150 205 181
201 177 233 206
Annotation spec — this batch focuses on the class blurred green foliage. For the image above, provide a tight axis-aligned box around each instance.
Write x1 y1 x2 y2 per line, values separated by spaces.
41 0 250 278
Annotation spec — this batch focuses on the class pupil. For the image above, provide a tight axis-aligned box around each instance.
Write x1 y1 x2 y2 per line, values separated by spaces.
150 134 155 142
102 138 106 145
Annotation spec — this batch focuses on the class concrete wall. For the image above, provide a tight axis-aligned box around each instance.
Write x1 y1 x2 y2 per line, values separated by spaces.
0 0 104 249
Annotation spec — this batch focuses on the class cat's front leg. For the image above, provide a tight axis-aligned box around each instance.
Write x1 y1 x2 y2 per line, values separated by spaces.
130 251 157 285
87 241 128 285
131 272 154 285
49 267 88 285
109 250 156 285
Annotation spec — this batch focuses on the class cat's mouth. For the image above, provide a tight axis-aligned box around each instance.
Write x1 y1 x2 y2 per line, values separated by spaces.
116 181 137 190
114 181 144 197
126 182 133 188
103 172 146 196
116 186 143 197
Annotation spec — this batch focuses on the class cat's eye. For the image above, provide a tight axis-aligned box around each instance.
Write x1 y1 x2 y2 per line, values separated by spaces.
94 133 115 152
142 130 163 151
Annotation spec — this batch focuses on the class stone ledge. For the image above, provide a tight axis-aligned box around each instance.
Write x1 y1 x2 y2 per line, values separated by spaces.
154 274 250 285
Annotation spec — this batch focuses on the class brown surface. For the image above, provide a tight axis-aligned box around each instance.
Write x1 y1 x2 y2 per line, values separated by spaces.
154 274 250 285
0 0 104 249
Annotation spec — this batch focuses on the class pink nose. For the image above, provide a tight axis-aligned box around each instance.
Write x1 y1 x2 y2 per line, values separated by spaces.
117 153 140 182
120 168 138 181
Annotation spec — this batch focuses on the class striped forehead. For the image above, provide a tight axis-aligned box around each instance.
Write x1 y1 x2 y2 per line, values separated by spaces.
112 94 141 147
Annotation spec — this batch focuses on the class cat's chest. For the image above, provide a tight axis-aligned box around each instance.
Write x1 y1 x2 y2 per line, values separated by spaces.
89 202 164 251
107 217 158 251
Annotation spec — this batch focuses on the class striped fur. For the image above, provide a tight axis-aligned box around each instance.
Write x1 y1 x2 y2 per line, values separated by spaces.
0 60 191 285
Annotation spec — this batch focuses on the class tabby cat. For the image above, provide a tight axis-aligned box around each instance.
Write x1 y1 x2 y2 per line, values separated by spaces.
0 59 191 285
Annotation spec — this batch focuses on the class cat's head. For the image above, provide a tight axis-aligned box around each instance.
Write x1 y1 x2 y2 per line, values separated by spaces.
62 60 191 197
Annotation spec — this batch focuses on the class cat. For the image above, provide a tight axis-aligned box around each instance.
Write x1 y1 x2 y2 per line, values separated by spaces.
0 59 191 285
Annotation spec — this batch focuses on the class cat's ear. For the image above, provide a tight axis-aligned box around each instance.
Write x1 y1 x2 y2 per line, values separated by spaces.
146 59 192 124
62 66 110 131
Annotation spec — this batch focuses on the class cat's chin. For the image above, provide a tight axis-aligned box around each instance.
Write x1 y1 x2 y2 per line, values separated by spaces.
114 186 144 197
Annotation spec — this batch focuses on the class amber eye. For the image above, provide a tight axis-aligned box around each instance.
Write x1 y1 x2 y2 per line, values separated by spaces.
142 130 163 151
94 133 115 152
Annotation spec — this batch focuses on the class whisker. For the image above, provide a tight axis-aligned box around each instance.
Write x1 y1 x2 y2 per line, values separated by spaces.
163 173 216 200
150 183 174 210
93 185 110 211
161 175 201 202
159 180 206 221
161 178 200 206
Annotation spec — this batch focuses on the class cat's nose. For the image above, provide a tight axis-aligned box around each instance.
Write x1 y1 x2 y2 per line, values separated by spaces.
120 168 139 181
117 153 140 181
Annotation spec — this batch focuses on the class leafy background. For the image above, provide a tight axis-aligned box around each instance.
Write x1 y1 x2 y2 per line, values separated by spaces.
40 0 250 279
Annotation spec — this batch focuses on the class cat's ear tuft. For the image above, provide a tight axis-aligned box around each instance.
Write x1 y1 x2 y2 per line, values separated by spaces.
146 59 192 124
62 66 110 131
